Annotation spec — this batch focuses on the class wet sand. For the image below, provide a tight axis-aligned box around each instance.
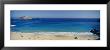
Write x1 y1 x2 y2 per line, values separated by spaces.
10 32 99 40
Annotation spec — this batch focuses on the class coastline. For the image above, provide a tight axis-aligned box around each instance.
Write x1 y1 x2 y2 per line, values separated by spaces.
10 32 99 40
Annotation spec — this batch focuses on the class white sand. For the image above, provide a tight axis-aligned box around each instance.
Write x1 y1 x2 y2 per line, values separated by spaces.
10 32 99 40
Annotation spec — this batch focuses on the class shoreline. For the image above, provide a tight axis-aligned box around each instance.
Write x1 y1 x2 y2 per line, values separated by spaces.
10 32 99 40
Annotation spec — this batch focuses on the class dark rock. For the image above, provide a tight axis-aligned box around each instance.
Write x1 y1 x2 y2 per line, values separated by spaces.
74 37 78 39
96 38 100 40
90 29 100 37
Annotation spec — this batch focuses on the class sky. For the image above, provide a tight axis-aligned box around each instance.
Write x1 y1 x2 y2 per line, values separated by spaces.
11 10 100 19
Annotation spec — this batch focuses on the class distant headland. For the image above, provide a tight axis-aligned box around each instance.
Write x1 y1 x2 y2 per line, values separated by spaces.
19 16 32 20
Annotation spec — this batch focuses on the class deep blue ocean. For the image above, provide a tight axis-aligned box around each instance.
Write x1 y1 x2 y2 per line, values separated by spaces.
11 18 100 33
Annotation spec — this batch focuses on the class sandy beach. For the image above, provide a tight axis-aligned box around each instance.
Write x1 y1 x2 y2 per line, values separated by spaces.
10 32 99 40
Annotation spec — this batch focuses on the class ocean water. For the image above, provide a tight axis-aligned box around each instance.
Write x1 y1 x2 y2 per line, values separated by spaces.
11 18 100 33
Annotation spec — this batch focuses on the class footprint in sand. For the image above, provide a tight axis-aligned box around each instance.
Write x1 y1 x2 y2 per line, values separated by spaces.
28 38 31 39
37 37 40 38
20 34 24 37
